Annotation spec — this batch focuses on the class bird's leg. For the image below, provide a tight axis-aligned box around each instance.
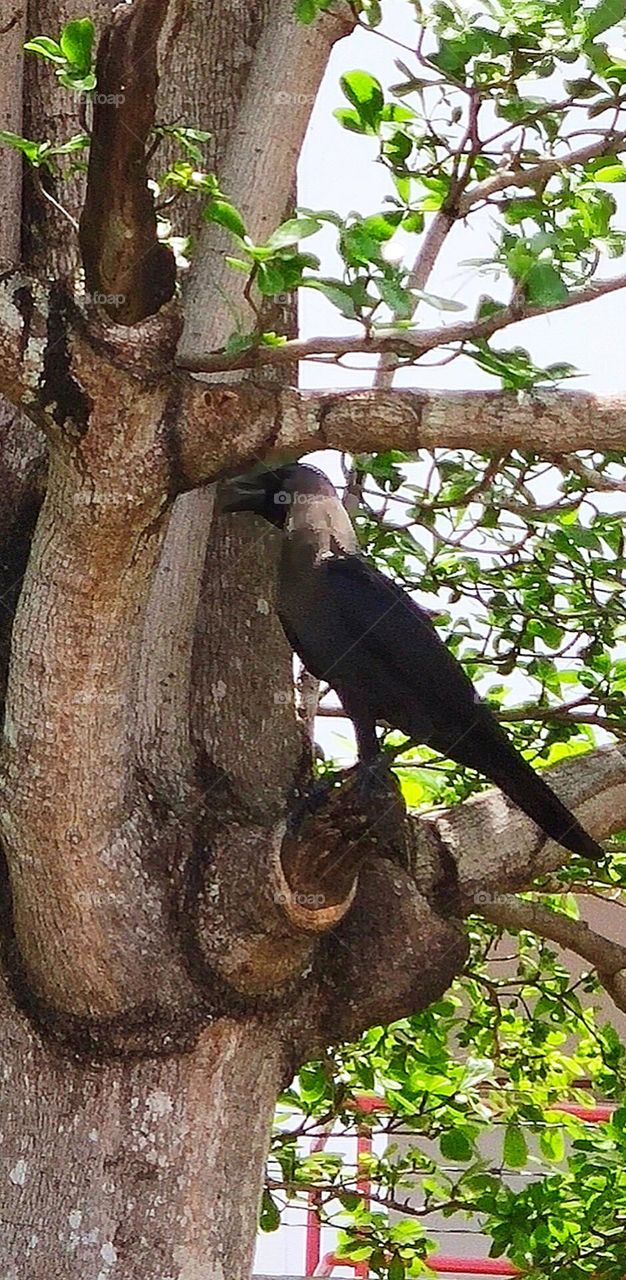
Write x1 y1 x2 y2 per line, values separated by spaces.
354 749 398 805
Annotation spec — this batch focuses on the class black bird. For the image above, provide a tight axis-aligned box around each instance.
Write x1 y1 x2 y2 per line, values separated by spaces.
221 462 603 861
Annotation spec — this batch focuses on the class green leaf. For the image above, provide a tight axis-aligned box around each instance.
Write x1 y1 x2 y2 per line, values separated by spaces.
58 70 96 92
50 133 90 156
389 1257 406 1280
415 289 466 312
503 1123 528 1169
256 261 291 295
539 1126 566 1163
0 131 45 165
23 36 64 63
524 262 569 305
333 107 370 134
593 164 626 181
401 210 424 234
224 332 255 357
203 199 247 240
303 278 360 319
360 212 402 242
59 18 94 73
341 223 385 267
584 0 626 39
378 277 414 319
440 1129 474 1162
295 0 317 20
340 70 384 129
259 1188 280 1232
265 216 321 251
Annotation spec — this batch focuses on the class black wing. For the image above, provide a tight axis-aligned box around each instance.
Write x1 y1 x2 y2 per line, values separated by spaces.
317 553 487 754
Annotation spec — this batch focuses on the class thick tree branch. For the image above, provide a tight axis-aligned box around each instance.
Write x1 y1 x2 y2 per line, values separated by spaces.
3 276 626 481
270 385 626 459
178 0 355 364
79 0 176 324
479 893 626 975
0 308 202 1024
0 2 25 267
421 744 626 906
139 0 355 799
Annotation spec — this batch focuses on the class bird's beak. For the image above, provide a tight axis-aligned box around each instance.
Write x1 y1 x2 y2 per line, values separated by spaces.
218 476 266 514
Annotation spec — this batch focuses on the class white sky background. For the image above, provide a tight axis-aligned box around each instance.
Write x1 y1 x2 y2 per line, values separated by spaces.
256 4 626 1272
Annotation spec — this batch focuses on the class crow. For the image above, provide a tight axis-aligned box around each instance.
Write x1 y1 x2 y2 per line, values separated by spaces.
221 462 603 861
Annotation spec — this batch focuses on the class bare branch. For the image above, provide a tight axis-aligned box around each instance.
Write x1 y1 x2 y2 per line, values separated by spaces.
178 272 626 373
563 453 626 493
79 0 176 324
373 210 455 390
0 2 25 267
479 893 626 973
270 385 626 461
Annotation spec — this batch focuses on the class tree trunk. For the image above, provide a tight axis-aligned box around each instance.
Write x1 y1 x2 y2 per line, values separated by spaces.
0 975 285 1280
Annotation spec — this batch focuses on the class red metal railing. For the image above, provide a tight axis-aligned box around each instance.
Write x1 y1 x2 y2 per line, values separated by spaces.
314 1253 519 1276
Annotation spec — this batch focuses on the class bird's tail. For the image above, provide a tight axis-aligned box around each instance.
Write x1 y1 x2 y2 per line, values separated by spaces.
453 727 604 862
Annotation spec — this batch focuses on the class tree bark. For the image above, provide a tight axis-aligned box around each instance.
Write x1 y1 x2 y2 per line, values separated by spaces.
0 977 286 1280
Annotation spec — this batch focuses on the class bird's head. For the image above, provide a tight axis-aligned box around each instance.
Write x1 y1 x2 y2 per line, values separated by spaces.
219 463 338 529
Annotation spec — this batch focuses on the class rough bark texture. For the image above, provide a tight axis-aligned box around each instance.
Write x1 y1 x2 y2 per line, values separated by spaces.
79 0 177 322
0 0 26 267
0 0 624 1277
0 987 287 1280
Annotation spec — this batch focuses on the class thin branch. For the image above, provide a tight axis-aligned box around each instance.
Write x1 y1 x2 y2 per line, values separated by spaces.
457 130 626 216
32 170 79 234
373 208 455 390
562 454 626 493
178 272 626 373
478 894 626 1013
